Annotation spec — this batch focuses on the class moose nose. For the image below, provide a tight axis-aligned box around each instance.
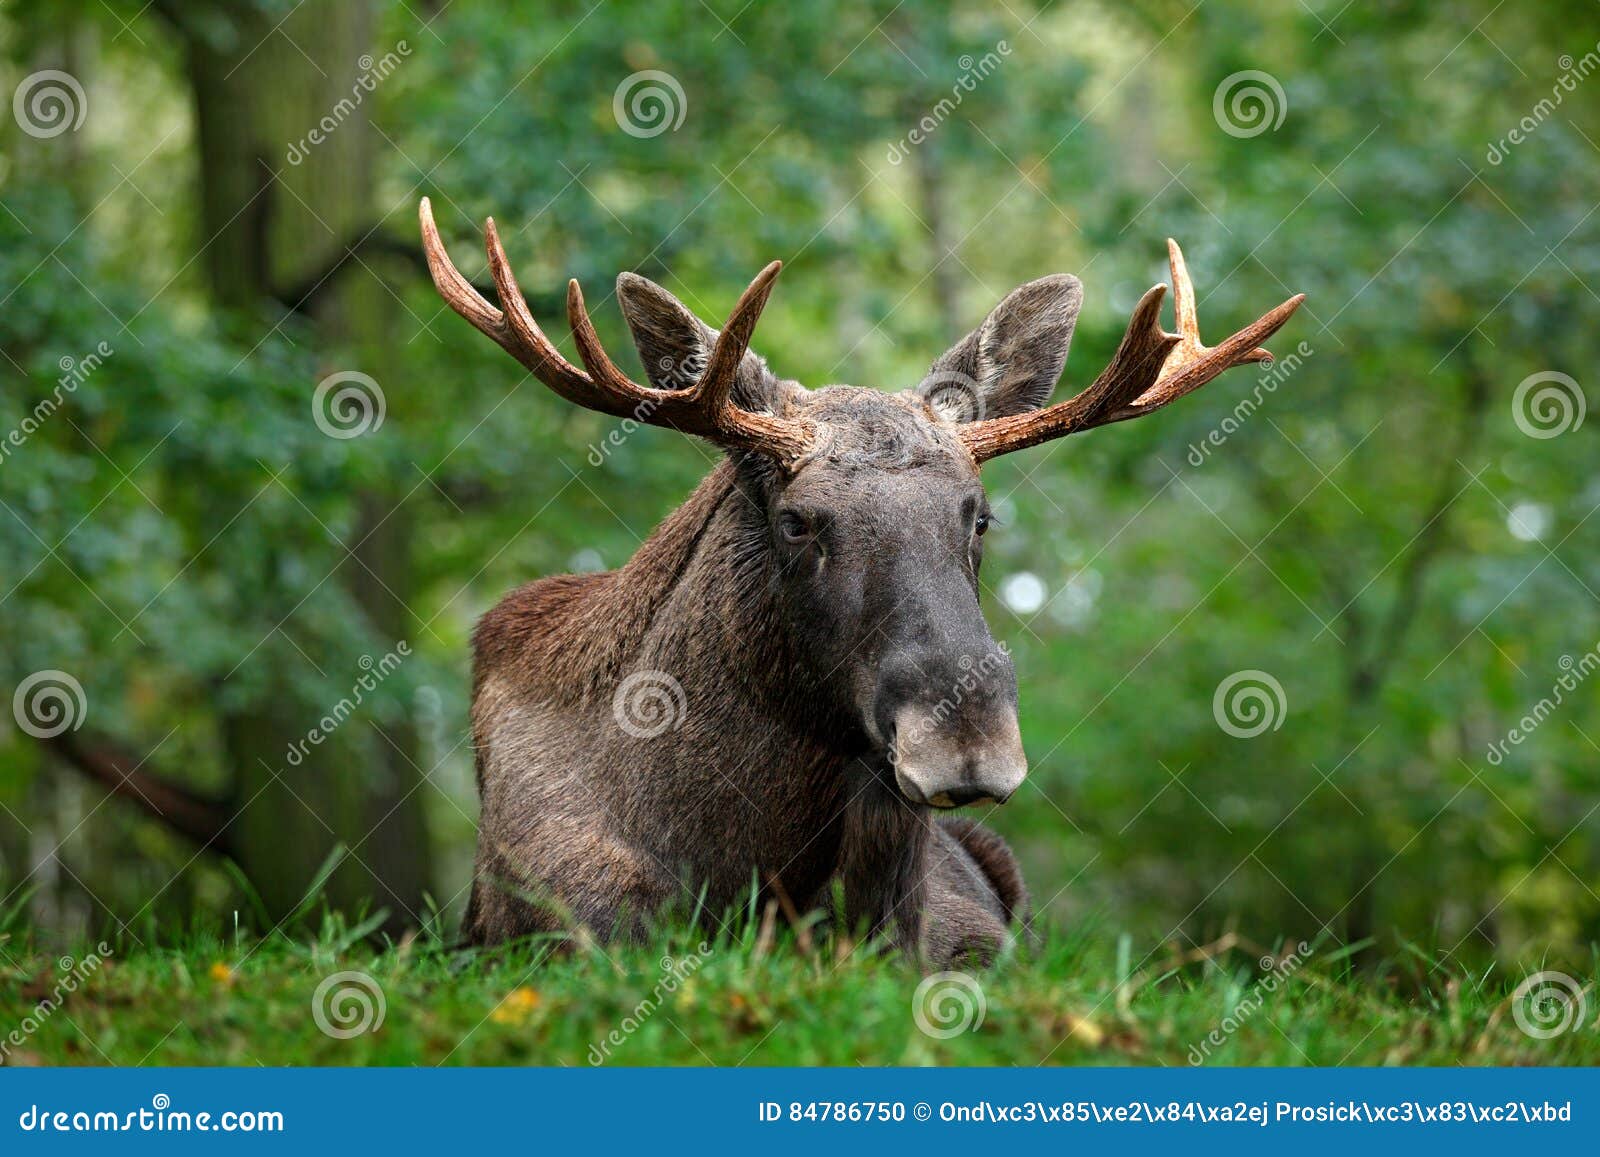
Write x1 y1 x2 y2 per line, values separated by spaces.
941 785 1001 807
889 707 1028 810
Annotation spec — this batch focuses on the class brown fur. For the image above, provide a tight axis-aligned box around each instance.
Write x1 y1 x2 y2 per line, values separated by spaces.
463 271 1086 966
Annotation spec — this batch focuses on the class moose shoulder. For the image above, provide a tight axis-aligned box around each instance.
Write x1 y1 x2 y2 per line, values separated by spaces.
420 198 1302 967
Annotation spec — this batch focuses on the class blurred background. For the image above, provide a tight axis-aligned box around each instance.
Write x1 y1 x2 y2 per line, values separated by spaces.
1 0 1596 969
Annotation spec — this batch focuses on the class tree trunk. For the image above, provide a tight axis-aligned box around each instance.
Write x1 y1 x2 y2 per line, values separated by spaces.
913 138 961 339
172 0 431 929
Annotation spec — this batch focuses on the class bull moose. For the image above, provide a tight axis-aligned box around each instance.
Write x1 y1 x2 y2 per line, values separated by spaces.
419 197 1301 966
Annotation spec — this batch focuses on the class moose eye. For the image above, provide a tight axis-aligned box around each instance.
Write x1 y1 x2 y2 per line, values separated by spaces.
974 513 990 537
778 511 811 544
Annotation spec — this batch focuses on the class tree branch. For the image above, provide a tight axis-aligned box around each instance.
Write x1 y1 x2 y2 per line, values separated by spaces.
40 732 234 855
1236 450 1369 648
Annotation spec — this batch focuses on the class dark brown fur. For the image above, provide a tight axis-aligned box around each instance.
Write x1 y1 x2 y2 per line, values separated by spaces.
464 271 1085 966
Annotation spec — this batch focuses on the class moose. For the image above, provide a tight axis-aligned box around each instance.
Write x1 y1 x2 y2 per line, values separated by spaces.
419 197 1301 966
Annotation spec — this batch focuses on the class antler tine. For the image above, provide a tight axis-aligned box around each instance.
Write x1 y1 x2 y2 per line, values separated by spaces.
563 260 804 454
419 197 503 335
1168 238 1199 342
1128 238 1301 411
564 278 655 404
420 197 601 405
958 239 1304 462
1082 284 1179 418
694 261 782 418
1168 238 1269 367
479 215 600 403
420 196 814 462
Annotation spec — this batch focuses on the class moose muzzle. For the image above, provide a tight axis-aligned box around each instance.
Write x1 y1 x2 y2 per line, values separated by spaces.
889 705 1028 808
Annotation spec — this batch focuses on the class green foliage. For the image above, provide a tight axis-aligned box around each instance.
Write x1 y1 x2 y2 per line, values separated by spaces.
2 0 1598 976
3 922 1596 1066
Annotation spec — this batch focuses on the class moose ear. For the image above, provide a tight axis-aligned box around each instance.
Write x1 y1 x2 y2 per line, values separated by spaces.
616 272 784 413
914 274 1083 422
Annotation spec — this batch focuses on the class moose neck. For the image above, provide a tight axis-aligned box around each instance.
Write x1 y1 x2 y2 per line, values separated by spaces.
605 457 843 742
599 455 933 950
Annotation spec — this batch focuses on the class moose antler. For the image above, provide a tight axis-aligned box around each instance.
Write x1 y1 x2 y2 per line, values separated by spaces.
419 197 812 461
958 240 1304 462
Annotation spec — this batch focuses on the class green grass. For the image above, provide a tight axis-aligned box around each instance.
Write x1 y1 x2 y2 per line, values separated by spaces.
2 912 1597 1066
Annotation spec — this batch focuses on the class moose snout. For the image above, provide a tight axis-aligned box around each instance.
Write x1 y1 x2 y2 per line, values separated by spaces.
888 706 1028 809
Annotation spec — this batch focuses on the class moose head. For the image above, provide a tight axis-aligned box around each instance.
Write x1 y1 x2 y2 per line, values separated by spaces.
420 199 1301 815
